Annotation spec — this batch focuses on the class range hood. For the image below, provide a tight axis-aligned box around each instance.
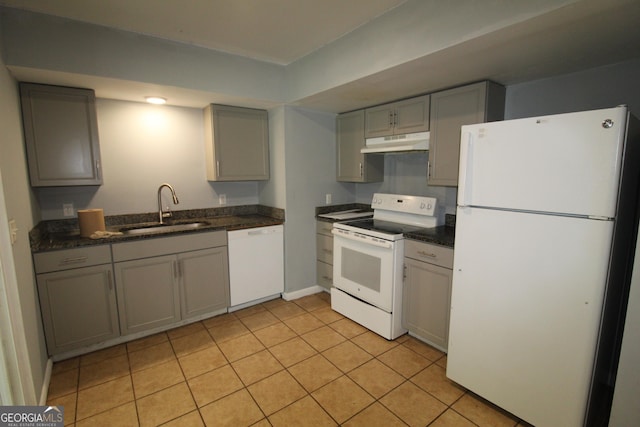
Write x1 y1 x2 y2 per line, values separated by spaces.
361 131 429 153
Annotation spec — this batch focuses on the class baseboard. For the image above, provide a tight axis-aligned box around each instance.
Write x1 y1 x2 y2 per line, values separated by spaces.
39 358 53 405
282 285 324 301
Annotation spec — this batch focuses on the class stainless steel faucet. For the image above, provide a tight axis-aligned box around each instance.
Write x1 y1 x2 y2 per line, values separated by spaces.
157 183 179 224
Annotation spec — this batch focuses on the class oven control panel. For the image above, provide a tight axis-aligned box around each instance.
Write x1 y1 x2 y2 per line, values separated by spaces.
371 193 437 216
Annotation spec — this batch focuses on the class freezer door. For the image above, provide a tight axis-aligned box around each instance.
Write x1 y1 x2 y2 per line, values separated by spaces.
448 207 614 427
457 106 627 218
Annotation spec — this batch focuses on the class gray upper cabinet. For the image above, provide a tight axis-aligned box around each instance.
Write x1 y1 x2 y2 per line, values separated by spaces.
364 95 430 138
19 83 102 187
337 110 383 182
428 81 505 186
204 104 270 181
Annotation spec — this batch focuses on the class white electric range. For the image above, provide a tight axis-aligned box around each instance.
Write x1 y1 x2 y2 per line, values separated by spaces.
331 193 441 340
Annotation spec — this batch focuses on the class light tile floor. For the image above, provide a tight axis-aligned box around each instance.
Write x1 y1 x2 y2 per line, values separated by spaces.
47 292 532 426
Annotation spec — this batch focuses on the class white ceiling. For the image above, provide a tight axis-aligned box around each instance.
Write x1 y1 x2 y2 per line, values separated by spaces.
2 0 640 112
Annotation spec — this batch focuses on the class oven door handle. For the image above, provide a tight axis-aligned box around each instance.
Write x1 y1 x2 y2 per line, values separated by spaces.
331 229 393 249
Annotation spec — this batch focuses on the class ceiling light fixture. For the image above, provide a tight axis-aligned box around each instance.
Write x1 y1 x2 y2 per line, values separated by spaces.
145 96 167 105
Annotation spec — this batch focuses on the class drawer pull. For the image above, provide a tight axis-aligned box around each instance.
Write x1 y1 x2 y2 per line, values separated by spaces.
60 256 89 265
322 275 332 281
417 250 437 258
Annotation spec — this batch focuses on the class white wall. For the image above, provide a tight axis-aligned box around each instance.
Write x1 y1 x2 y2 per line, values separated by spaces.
0 40 47 403
36 99 259 219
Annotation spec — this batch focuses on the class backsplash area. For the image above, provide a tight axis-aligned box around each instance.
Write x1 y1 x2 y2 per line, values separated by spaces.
355 152 458 214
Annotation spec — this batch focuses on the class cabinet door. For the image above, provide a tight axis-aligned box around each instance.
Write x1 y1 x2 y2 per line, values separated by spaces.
394 95 430 135
115 255 181 335
402 257 452 351
37 265 118 355
364 105 395 138
179 247 229 320
20 83 102 187
365 95 430 138
204 104 269 181
428 82 505 186
337 110 383 182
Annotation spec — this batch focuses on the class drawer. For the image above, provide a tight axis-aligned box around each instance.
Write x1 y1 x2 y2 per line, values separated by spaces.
316 220 334 237
405 240 453 269
112 230 226 262
316 234 334 264
33 245 112 274
316 260 333 290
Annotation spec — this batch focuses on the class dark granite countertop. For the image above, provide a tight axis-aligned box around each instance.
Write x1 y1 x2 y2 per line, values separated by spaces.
404 225 455 248
404 213 455 248
31 205 284 253
315 203 373 223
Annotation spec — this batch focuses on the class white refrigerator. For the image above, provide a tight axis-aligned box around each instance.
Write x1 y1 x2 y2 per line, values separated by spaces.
447 106 640 427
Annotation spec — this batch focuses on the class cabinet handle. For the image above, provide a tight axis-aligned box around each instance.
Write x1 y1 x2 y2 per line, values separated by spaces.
359 162 363 177
60 256 88 265
389 111 394 128
107 270 113 291
322 275 332 281
173 260 179 279
95 160 101 180
216 160 220 178
393 111 398 127
427 161 431 179
417 250 437 258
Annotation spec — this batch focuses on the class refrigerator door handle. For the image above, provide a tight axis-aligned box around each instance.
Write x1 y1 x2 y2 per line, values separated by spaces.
458 131 474 206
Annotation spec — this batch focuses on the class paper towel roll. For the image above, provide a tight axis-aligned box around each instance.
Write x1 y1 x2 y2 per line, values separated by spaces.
78 209 106 238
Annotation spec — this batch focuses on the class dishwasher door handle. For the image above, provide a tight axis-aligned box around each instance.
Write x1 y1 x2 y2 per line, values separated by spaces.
248 228 277 236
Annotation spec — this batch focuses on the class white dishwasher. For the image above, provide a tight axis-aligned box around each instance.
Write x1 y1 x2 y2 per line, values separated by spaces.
228 224 284 308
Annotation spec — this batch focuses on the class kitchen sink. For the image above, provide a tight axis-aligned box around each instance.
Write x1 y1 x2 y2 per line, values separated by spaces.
119 221 211 235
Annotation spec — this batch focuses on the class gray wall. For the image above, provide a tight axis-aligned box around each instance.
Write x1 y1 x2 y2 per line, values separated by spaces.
505 59 640 119
36 99 259 220
0 39 47 403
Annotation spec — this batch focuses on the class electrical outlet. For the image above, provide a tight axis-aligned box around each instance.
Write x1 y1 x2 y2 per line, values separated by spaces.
325 193 332 204
218 194 227 205
63 203 74 217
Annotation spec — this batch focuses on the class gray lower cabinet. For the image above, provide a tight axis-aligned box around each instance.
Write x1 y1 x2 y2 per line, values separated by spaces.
204 104 270 181
337 110 383 182
402 240 454 352
428 81 505 186
316 221 334 290
19 83 102 187
180 247 229 319
34 245 118 356
114 254 181 335
112 231 229 335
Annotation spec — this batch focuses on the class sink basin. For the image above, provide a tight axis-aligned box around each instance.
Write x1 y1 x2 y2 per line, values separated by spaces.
119 221 210 235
